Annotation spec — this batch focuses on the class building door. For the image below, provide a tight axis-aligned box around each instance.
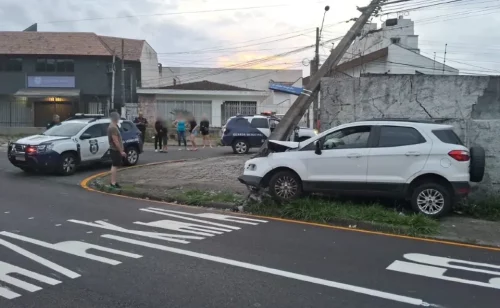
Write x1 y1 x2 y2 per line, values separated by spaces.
34 102 73 127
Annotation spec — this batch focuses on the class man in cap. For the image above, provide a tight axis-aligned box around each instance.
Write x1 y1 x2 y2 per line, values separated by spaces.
108 112 126 188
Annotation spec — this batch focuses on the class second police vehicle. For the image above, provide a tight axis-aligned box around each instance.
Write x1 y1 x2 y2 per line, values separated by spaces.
220 113 317 154
7 114 143 175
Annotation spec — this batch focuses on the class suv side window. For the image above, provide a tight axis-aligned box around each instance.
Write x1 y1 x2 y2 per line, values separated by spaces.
83 124 106 138
251 118 269 129
378 126 425 147
322 126 371 150
121 121 135 132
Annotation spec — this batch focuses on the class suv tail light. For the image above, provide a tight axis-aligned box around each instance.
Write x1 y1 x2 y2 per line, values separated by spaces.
448 150 470 161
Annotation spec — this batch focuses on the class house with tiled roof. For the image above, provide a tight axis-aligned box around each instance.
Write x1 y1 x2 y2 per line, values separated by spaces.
0 30 160 128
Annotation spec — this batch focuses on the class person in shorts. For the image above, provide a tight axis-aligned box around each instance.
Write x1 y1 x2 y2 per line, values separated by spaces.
188 116 199 151
200 115 212 148
108 112 126 188
173 113 187 150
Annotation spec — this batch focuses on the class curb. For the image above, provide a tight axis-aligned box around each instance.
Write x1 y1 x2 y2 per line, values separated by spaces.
80 162 500 253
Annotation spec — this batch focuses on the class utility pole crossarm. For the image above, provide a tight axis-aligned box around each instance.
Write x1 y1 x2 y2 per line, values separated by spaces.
260 0 385 154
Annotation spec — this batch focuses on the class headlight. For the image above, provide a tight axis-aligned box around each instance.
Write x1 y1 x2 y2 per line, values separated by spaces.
246 163 257 171
37 143 54 153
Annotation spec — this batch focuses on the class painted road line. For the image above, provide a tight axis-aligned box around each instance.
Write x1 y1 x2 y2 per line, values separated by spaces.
145 208 268 225
103 234 438 307
0 238 80 279
0 231 142 265
67 219 203 244
387 253 500 290
134 220 231 237
140 208 242 230
0 261 61 299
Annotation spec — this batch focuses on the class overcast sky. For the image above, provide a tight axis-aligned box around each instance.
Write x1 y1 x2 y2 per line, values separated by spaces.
1 0 499 76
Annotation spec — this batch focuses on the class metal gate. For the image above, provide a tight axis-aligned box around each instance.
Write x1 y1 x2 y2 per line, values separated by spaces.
221 101 257 125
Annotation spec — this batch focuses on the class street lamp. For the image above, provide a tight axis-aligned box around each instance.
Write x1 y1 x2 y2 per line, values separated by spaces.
320 5 330 40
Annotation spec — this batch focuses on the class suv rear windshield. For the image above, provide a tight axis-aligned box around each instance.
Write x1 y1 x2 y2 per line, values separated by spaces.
432 129 464 145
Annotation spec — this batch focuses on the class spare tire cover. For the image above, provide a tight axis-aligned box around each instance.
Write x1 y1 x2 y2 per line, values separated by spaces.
470 146 485 183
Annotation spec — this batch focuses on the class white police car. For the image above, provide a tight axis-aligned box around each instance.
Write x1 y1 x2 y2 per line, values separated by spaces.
220 114 317 154
7 114 143 175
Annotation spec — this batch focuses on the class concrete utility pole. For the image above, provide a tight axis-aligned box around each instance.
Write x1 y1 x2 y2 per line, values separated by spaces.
111 52 116 111
311 27 320 130
121 39 126 110
258 0 386 154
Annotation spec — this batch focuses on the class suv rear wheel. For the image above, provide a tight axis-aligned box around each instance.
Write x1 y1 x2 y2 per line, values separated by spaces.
410 182 452 218
124 146 139 166
269 170 302 202
232 139 250 154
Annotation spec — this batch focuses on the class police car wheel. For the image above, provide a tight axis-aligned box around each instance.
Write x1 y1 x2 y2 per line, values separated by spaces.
58 153 77 176
232 139 249 154
124 147 139 166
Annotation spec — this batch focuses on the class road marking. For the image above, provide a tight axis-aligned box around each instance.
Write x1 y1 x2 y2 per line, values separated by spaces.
67 219 202 244
134 220 229 237
0 238 80 279
146 208 268 225
0 261 61 299
387 253 500 290
140 208 242 230
0 231 142 265
103 234 435 307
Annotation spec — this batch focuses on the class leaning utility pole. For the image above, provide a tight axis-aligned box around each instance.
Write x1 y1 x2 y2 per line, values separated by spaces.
121 39 126 110
258 0 385 154
312 27 320 130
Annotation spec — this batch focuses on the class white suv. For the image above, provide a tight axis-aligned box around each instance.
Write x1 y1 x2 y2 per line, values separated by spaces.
239 120 486 217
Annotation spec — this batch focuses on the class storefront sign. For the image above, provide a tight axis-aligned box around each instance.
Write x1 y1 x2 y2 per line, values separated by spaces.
27 76 75 88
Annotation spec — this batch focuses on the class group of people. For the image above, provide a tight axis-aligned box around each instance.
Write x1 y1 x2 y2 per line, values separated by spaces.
152 113 212 152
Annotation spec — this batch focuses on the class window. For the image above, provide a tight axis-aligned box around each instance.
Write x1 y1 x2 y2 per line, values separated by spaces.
432 129 463 145
82 124 105 138
251 118 269 129
36 58 74 72
322 126 371 150
390 38 401 44
121 121 135 132
378 126 426 147
6 58 22 71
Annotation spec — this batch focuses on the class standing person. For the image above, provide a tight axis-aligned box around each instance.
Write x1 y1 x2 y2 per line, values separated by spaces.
173 113 187 150
107 112 126 189
200 115 212 148
154 117 168 153
188 116 199 151
46 114 60 129
133 113 148 144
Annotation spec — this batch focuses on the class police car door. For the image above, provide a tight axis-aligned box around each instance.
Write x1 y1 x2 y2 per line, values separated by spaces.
79 123 109 162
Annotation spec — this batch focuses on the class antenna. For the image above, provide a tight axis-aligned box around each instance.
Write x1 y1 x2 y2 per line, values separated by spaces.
442 43 447 75
433 52 436 71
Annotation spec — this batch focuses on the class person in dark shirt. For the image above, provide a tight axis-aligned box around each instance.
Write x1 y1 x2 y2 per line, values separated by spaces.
133 113 148 143
46 114 60 129
188 116 199 151
199 115 212 148
154 117 168 153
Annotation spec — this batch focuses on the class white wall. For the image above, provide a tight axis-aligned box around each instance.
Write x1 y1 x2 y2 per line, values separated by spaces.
157 67 303 90
140 42 160 88
387 45 459 75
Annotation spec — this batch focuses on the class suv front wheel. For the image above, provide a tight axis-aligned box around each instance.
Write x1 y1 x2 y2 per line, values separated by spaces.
410 182 452 218
269 170 303 202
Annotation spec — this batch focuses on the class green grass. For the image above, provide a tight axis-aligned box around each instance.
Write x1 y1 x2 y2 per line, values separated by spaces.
172 190 243 205
456 197 500 221
249 197 439 236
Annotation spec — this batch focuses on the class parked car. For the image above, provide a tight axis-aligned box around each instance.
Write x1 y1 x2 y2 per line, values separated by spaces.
220 114 317 154
238 119 486 217
7 114 143 175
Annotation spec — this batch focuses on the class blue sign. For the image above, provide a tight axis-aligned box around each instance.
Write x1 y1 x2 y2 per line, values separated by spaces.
27 76 75 88
269 83 304 96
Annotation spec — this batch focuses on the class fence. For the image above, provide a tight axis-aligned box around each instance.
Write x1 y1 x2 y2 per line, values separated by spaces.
0 99 33 127
87 102 110 116
221 101 257 124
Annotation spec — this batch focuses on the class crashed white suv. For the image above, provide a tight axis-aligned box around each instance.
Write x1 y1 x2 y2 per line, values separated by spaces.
239 119 486 217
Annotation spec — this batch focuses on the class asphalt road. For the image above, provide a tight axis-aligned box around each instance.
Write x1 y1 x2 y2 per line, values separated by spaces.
0 146 499 307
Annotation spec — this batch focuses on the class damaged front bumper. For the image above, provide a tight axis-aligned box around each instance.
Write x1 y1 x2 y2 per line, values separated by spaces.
238 175 263 187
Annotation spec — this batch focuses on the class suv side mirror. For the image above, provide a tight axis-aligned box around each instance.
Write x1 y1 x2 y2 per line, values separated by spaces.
315 140 322 155
80 133 92 140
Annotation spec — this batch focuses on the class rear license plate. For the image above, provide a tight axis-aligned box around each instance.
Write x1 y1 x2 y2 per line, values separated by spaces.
15 156 26 161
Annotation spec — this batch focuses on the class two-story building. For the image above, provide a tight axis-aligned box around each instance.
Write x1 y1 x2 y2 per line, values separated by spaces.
0 31 160 129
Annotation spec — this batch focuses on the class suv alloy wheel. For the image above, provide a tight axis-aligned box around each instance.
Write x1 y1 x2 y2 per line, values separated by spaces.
232 139 250 154
410 182 452 218
269 170 303 201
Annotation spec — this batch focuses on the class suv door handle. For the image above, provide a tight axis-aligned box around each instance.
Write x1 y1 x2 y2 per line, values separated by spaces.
347 153 362 158
405 151 421 156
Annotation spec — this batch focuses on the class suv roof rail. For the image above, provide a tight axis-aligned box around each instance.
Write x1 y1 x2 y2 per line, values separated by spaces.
67 113 105 120
362 118 453 124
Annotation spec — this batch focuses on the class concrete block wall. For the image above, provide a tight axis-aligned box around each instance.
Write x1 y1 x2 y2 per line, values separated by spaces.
320 75 500 197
